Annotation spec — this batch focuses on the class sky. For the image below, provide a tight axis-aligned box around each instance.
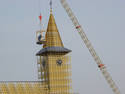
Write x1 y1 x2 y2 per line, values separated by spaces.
0 0 125 94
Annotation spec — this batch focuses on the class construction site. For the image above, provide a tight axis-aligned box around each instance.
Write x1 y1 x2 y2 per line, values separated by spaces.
0 0 124 94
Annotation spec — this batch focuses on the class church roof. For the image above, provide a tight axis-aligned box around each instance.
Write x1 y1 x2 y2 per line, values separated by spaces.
36 46 71 56
44 13 64 47
37 11 71 56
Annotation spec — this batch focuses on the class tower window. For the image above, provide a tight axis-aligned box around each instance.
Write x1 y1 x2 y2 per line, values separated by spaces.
42 60 46 67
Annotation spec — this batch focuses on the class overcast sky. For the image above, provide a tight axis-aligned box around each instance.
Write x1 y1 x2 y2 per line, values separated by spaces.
0 0 125 94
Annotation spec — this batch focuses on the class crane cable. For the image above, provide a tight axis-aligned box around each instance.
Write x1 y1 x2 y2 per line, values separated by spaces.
38 0 42 30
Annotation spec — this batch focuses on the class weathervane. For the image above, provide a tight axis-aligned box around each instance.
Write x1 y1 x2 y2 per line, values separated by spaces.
50 0 52 13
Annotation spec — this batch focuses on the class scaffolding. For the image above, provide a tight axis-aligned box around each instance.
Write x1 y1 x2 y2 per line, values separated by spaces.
0 4 73 94
35 11 73 94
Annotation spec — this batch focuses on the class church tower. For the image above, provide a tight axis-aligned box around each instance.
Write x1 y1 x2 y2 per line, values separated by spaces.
36 7 73 94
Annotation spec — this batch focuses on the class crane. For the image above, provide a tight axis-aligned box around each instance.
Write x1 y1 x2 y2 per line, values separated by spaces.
60 0 121 94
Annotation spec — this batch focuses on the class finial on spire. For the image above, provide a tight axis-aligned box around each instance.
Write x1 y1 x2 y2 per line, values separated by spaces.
50 0 52 13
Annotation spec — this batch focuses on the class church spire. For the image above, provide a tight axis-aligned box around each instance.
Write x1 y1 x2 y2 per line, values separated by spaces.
36 0 72 56
45 12 64 47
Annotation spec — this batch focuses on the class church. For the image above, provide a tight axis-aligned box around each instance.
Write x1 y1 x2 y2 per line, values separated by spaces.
0 3 73 94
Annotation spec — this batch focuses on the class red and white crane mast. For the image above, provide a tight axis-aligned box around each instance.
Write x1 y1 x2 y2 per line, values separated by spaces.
60 0 121 94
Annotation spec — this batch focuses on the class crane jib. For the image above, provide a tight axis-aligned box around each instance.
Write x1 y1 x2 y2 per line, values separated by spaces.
60 0 121 94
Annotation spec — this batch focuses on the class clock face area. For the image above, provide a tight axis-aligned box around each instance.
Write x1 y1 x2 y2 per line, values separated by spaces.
56 59 63 66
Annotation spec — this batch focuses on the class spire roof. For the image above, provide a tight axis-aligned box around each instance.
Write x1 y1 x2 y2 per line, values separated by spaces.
36 11 72 56
44 13 64 47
